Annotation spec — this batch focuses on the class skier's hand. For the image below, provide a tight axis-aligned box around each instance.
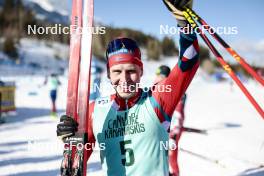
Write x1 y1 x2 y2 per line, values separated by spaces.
57 115 78 141
169 173 179 176
163 0 193 27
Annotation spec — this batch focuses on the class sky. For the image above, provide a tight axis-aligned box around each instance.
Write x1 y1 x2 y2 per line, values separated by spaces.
66 0 264 65
92 0 264 41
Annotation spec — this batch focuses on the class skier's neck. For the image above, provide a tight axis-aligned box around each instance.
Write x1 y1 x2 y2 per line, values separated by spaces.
114 89 142 110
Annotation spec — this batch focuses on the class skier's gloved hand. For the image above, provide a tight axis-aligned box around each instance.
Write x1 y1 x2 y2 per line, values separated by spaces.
57 115 78 141
163 0 193 27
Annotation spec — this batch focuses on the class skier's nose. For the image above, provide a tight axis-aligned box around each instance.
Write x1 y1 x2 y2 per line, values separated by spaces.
120 71 130 83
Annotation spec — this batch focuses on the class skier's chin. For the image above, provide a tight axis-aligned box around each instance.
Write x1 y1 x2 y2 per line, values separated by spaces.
116 91 136 99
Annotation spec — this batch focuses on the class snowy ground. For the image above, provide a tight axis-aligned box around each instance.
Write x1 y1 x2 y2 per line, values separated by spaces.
0 38 68 76
0 67 264 176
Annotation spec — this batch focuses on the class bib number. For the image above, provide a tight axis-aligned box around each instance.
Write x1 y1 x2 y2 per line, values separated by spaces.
119 140 135 166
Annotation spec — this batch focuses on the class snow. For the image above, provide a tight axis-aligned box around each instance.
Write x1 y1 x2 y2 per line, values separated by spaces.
0 38 68 76
0 58 264 175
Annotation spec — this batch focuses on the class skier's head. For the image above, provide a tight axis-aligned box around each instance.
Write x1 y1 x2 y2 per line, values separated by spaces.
106 37 143 72
106 37 143 99
51 73 57 77
154 65 171 84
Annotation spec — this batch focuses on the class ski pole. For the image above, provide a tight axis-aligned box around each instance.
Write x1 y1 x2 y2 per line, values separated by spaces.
182 10 264 119
184 7 264 87
179 148 226 168
182 127 207 134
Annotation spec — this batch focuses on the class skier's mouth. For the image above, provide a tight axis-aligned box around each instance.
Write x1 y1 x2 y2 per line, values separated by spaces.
117 84 137 93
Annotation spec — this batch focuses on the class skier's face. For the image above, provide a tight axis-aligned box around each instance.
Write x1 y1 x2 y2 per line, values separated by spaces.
109 63 143 99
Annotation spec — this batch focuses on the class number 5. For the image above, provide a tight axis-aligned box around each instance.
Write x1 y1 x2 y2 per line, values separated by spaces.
119 140 135 166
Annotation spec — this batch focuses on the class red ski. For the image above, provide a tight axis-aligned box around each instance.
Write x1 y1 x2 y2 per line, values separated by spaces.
61 0 94 175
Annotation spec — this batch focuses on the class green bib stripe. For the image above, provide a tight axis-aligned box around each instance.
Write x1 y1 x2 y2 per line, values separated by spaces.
148 95 171 122
92 91 169 176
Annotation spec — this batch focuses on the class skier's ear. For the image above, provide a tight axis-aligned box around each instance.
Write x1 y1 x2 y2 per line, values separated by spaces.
106 63 110 79
140 68 143 77
107 68 110 79
107 63 110 79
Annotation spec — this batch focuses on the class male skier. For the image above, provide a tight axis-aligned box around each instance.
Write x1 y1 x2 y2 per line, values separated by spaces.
57 0 198 175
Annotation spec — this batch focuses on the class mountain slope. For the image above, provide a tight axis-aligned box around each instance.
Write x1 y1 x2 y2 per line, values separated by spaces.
0 0 70 24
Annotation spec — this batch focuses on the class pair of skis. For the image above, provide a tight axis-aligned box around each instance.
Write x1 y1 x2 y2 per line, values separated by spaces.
182 8 264 119
61 0 94 176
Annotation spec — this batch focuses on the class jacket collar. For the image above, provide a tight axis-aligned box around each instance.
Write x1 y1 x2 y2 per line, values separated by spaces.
113 89 142 110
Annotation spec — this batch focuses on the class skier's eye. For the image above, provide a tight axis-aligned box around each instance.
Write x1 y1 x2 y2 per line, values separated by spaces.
127 69 136 74
112 70 122 74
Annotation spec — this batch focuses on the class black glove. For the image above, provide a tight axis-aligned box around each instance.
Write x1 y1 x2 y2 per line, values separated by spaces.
57 115 78 140
163 0 193 27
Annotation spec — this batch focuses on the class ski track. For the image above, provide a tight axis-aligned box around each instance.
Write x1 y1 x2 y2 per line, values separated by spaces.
0 71 264 176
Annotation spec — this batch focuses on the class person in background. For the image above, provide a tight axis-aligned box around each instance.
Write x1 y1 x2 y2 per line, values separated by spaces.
44 73 61 116
89 60 103 101
154 65 187 176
